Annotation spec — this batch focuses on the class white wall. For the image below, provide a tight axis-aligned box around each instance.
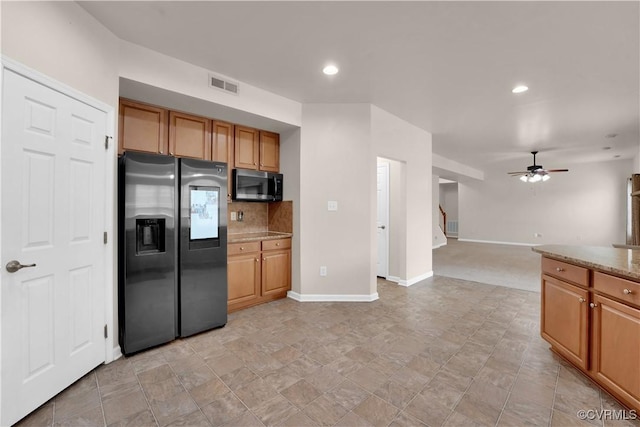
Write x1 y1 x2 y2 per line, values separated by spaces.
459 159 632 246
118 41 301 130
279 128 301 293
298 104 375 299
440 182 459 223
1 1 119 108
371 105 433 284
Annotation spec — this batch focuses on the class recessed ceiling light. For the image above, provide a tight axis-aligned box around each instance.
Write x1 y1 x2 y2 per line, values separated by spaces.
606 133 618 138
512 85 529 94
614 155 621 158
603 146 612 150
323 65 339 75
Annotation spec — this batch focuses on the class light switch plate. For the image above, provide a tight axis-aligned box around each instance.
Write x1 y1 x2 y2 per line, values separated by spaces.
328 201 338 211
230 211 237 221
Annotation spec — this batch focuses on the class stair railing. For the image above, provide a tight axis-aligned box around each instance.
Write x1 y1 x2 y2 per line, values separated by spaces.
439 205 447 237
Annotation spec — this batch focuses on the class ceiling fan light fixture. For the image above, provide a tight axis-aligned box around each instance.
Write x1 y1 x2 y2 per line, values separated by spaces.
542 174 550 182
520 175 528 182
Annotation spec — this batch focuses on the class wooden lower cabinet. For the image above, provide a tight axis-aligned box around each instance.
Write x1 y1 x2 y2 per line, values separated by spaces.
262 249 291 297
591 294 640 410
228 238 291 312
227 252 260 309
541 275 589 370
540 256 640 413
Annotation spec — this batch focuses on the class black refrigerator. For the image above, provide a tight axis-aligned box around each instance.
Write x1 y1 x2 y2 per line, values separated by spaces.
118 151 227 355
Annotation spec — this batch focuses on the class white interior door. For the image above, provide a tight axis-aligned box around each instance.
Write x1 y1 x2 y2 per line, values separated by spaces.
1 68 107 426
377 162 389 277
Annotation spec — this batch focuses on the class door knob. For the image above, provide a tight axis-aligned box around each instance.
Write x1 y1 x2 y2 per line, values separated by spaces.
5 260 36 273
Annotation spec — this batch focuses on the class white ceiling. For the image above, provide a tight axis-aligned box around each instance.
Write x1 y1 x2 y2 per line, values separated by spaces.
79 1 639 172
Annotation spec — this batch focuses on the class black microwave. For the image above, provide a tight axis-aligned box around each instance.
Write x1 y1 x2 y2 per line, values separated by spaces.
232 168 283 202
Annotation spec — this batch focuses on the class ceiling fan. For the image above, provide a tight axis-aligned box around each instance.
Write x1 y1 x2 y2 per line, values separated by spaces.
508 151 569 182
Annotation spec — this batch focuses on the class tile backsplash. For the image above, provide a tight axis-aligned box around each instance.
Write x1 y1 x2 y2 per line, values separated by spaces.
228 201 292 234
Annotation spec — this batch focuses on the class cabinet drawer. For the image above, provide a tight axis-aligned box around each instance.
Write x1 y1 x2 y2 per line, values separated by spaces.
542 257 589 287
594 271 640 307
262 238 291 251
228 241 260 256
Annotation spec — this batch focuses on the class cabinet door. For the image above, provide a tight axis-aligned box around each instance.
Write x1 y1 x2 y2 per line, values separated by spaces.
228 253 261 309
118 99 168 155
234 126 259 170
541 275 590 370
259 131 279 172
169 111 211 160
591 294 640 409
262 249 291 296
212 121 234 164
212 121 234 202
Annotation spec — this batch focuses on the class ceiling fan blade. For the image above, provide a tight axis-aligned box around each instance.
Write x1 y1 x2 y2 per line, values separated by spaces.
507 171 528 175
546 169 569 173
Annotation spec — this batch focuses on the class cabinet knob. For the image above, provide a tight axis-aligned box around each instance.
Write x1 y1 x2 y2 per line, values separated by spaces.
623 288 633 295
556 267 565 272
240 247 244 251
263 258 266 261
255 258 259 262
590 302 598 308
578 297 585 303
276 243 280 246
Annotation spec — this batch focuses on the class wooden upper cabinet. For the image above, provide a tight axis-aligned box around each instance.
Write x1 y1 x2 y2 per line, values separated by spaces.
259 131 280 172
169 111 211 160
212 121 234 164
234 126 259 170
118 99 168 155
212 121 234 201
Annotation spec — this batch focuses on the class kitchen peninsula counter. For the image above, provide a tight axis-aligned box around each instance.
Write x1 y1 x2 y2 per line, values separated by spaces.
533 244 640 413
532 244 640 280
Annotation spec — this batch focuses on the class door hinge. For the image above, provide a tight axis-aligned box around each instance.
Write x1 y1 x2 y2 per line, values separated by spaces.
104 324 108 339
105 135 112 150
103 231 108 244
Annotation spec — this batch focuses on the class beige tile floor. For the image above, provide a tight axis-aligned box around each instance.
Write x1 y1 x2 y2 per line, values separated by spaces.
16 277 640 427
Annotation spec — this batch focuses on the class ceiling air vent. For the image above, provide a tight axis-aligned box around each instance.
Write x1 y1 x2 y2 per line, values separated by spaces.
208 74 239 95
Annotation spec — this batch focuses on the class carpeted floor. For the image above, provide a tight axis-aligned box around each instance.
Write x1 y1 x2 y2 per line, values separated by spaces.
432 239 541 293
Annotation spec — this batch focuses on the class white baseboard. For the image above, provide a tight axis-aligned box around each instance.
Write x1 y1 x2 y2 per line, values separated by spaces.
112 346 123 362
433 241 447 249
458 238 538 247
386 271 434 287
287 291 379 302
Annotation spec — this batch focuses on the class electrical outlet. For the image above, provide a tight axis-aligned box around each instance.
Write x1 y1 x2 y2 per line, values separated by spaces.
320 266 327 276
327 201 338 211
230 212 237 221
534 232 542 238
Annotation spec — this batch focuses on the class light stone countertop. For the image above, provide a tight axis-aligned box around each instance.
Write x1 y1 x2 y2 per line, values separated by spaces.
228 231 292 243
532 245 640 280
